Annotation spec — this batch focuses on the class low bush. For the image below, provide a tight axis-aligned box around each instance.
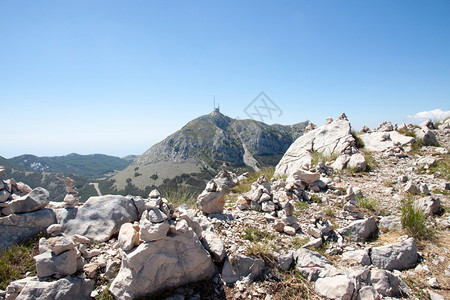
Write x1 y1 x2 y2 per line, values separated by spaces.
400 198 433 240
351 131 365 149
398 128 416 138
0 238 39 290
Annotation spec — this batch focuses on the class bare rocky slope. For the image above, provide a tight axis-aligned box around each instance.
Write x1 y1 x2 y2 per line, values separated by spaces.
111 109 308 193
0 115 449 300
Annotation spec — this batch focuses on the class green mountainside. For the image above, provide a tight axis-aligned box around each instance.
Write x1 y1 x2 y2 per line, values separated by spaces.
111 110 309 194
10 153 132 178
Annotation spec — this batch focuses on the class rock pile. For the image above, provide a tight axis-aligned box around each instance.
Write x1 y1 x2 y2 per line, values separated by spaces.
197 166 236 214
0 168 56 251
274 113 367 178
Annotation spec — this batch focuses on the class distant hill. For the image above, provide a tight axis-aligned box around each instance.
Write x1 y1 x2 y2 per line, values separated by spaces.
112 110 309 193
10 153 132 178
0 156 27 172
122 155 139 162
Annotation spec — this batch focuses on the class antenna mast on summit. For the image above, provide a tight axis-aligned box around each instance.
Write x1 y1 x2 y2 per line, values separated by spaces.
213 96 220 112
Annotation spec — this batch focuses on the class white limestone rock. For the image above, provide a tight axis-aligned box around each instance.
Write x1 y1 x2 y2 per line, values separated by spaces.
222 255 265 284
370 237 418 271
61 195 139 242
110 231 215 299
118 223 140 251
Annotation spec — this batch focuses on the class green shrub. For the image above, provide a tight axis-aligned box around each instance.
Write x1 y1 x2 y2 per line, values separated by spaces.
95 289 114 300
311 151 339 167
400 198 433 240
398 128 416 138
242 227 274 242
357 197 378 211
351 131 365 149
294 201 309 211
360 151 378 172
0 239 39 290
324 207 335 218
409 138 424 155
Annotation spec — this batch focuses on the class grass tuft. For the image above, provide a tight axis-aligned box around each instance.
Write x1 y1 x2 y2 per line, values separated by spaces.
294 201 309 211
400 197 433 241
398 128 417 138
242 227 275 242
311 151 339 167
362 151 378 171
267 269 321 299
291 237 309 249
0 238 39 290
357 197 378 212
160 186 198 209
351 131 365 149
428 155 450 181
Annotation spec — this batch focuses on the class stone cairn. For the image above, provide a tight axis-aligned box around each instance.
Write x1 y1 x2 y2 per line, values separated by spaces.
63 177 79 208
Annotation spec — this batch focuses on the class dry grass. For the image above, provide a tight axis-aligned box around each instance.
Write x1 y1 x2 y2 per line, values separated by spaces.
267 269 322 300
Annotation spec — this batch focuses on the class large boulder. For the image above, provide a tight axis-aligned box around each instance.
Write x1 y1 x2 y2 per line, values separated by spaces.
14 276 94 300
370 237 418 271
3 188 50 214
314 274 355 300
294 248 332 269
61 195 139 242
359 131 415 152
222 255 265 284
34 249 78 278
0 209 56 251
196 191 225 214
109 231 215 299
368 269 402 297
338 217 377 242
201 231 226 263
275 114 362 177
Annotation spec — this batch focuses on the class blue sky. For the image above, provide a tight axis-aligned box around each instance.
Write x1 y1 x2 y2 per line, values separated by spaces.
1 1 449 158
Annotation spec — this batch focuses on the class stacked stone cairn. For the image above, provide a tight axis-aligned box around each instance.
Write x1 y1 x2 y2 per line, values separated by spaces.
63 177 79 208
197 165 236 214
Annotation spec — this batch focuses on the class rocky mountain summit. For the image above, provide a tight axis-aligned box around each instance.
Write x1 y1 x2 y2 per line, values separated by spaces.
0 114 449 299
112 109 308 192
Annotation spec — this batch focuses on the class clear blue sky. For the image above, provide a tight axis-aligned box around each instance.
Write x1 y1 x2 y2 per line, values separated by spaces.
1 1 449 158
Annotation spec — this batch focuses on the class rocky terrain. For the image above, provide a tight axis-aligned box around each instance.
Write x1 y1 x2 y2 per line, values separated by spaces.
0 114 449 300
112 109 309 193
